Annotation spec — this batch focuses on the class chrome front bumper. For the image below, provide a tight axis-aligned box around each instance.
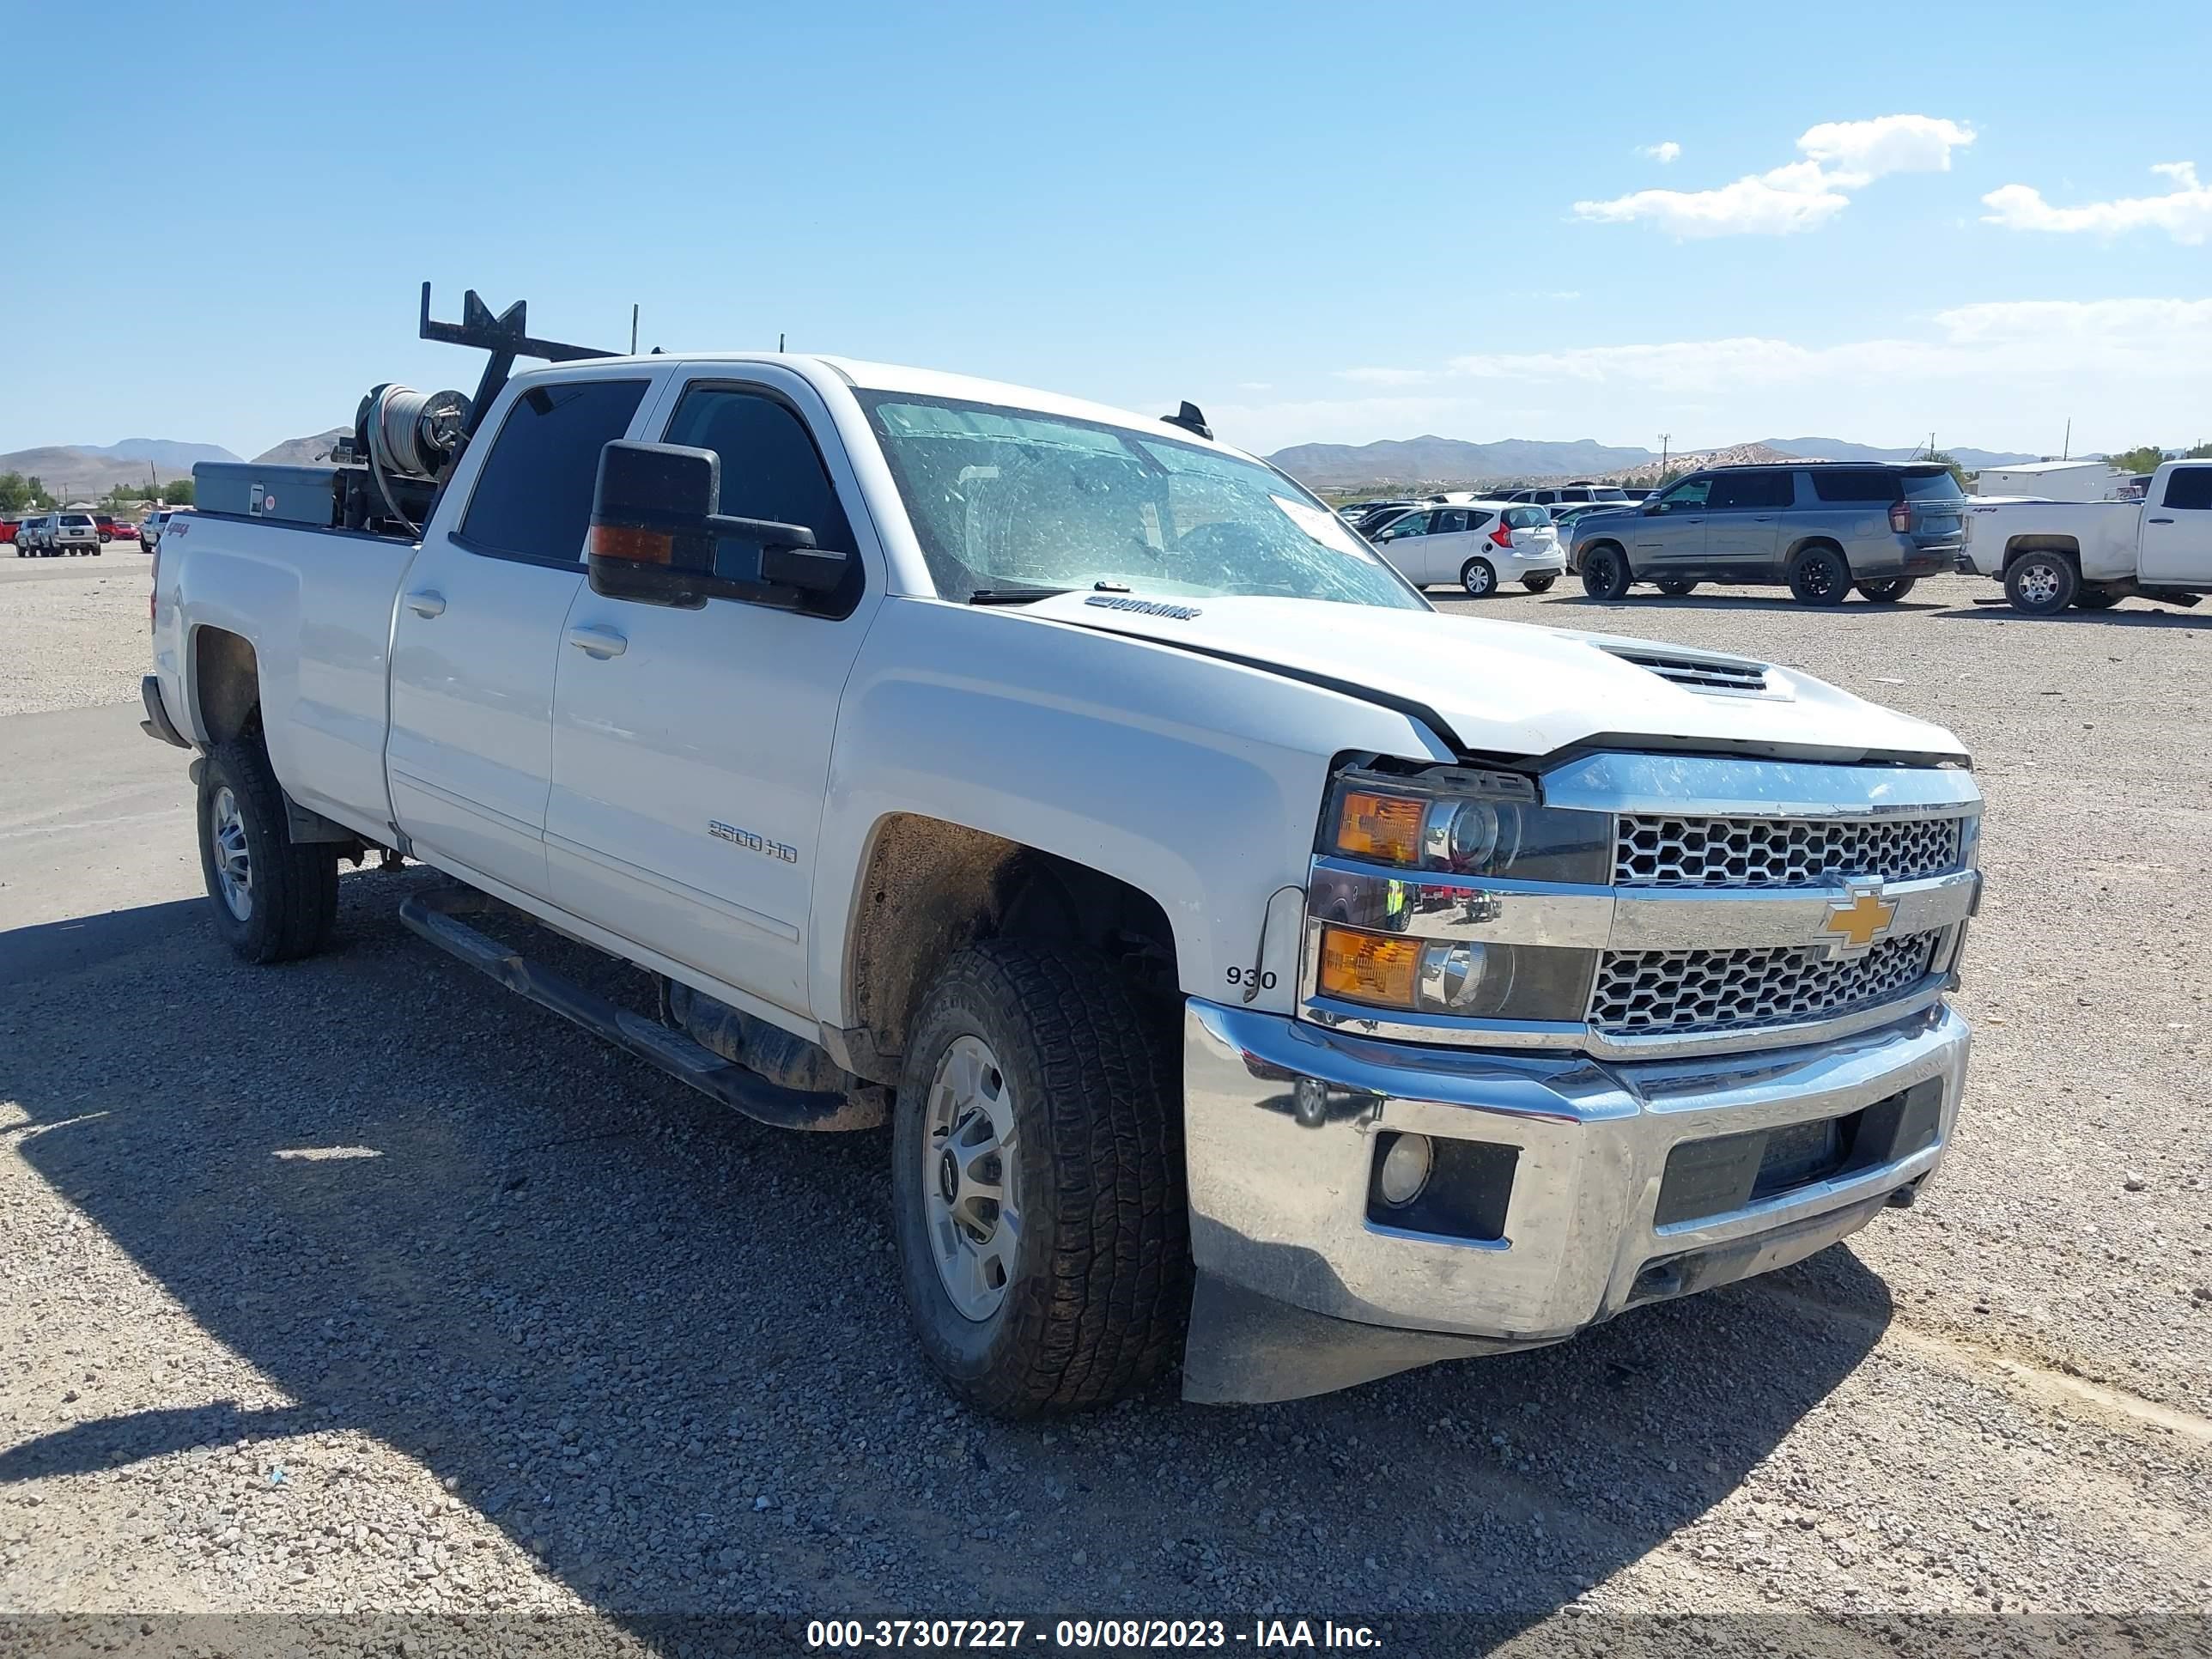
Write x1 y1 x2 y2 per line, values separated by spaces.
1180 996 1969 1401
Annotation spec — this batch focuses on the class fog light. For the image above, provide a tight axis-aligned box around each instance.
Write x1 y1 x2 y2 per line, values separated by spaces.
1376 1133 1433 1207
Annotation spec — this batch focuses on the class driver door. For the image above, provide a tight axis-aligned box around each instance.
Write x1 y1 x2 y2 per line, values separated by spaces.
2141 465 2212 583
1373 510 1438 585
544 372 881 1017
1633 474 1712 570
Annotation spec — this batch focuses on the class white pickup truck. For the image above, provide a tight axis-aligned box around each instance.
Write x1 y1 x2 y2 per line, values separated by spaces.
1964 458 2212 614
144 293 1982 1413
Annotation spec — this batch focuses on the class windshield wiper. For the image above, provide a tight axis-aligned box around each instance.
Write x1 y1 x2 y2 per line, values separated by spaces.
967 586 1071 605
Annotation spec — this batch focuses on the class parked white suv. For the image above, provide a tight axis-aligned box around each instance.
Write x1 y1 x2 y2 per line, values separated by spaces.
23 512 103 556
1370 501 1565 595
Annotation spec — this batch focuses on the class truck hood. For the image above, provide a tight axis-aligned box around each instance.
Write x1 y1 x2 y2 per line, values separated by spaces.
1025 592 1966 764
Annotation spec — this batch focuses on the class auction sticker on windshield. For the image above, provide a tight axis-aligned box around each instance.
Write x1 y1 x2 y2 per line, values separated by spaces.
1271 495 1372 558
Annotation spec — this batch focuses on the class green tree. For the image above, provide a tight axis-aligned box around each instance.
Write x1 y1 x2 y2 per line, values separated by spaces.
2185 441 2212 460
164 477 196 507
2109 444 2167 475
24 475 47 507
0 471 31 514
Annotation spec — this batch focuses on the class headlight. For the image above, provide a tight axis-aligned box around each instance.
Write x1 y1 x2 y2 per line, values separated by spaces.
1326 767 1610 885
1316 925 1593 1022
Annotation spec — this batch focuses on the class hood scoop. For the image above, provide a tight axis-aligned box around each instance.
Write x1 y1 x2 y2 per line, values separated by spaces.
1597 642 1781 699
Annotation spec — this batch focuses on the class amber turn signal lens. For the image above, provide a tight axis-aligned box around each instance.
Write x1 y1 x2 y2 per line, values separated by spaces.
1334 790 1425 866
1317 926 1420 1007
591 524 673 564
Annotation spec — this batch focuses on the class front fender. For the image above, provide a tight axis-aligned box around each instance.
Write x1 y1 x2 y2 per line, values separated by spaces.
809 597 1453 1023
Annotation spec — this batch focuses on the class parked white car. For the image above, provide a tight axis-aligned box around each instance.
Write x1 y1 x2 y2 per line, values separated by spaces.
1963 459 2212 613
1370 501 1565 596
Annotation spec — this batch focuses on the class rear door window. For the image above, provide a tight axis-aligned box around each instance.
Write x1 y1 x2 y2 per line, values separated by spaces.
1432 509 1471 534
460 377 650 563
1708 471 1795 510
2165 467 2212 510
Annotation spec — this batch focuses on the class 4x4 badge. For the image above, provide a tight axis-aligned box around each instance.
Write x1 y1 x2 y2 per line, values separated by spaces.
1820 878 1897 959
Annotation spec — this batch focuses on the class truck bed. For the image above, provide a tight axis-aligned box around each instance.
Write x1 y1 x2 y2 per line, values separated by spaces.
1962 497 2142 581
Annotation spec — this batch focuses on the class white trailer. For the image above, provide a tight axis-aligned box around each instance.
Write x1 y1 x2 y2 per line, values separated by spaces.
1972 459 2122 501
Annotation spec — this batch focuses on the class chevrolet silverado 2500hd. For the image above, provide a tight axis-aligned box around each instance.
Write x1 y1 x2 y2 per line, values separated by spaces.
1964 458 2212 614
144 289 1981 1413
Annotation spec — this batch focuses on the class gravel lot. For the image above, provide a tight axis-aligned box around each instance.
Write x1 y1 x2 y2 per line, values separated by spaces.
3 558 2208 1654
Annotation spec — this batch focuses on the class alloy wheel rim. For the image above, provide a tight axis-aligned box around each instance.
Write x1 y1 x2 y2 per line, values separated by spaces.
210 786 252 921
2020 565 2060 605
921 1035 1020 1322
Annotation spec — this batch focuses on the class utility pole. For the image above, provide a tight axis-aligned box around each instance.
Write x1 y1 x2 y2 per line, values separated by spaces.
1658 432 1670 479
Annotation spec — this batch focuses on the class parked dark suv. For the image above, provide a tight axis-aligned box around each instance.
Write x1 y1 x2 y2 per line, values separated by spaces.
1569 462 1967 605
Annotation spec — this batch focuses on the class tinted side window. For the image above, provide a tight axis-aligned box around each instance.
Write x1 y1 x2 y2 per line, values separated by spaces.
1385 513 1433 538
2163 467 2212 510
662 386 862 615
1433 509 1471 533
461 379 649 562
1710 471 1795 510
1808 468 1900 503
1656 476 1711 511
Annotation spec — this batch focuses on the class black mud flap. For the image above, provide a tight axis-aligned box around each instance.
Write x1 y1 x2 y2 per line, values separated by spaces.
397 886 883 1132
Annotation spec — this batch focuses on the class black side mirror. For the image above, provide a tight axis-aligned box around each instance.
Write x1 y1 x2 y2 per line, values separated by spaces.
588 440 849 608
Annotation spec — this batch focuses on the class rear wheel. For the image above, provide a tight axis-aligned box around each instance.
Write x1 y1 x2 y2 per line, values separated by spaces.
1523 573 1558 593
1856 576 1917 603
2004 550 2078 617
1787 545 1850 606
1655 576 1698 597
892 939 1187 1417
196 737 340 963
1580 544 1632 600
1459 557 1498 598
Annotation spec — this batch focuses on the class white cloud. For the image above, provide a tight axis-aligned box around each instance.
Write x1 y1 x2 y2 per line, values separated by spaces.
1577 114 1974 236
1215 298 2212 454
1638 141 1681 165
1981 161 2212 245
1796 115 1976 188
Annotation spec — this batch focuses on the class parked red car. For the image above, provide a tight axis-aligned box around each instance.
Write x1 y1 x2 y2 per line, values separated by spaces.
0 519 20 546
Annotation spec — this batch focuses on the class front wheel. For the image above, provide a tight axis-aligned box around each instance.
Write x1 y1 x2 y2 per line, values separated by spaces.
1787 545 1850 606
1523 573 1558 592
197 738 340 963
1580 544 1632 600
2004 550 2078 616
891 939 1188 1417
1459 557 1498 598
1856 577 1917 603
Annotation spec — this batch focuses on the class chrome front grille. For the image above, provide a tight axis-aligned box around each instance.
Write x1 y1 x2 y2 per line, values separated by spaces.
1615 812 1966 888
1589 930 1942 1035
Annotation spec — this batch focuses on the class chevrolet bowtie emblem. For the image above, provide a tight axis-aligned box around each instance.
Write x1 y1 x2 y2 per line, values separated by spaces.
1820 879 1897 957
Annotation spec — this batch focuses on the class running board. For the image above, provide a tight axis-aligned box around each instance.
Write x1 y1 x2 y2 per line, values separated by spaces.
397 887 882 1132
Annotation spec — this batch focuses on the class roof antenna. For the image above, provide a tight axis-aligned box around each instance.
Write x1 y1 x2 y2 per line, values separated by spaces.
778 331 787 352
1162 400 1212 441
630 304 639 356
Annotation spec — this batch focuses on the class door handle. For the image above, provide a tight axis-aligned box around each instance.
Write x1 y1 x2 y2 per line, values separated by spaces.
403 589 446 618
566 623 628 659
1753 514 1775 521
2148 517 2174 524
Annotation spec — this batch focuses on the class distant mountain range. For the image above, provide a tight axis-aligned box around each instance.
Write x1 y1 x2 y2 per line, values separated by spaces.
0 430 342 499
1266 434 2042 489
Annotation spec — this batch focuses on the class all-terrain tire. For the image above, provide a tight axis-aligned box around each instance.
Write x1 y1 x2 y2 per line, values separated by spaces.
1788 544 1850 606
2004 550 2078 617
197 736 340 963
1580 543 1632 600
891 939 1188 1417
